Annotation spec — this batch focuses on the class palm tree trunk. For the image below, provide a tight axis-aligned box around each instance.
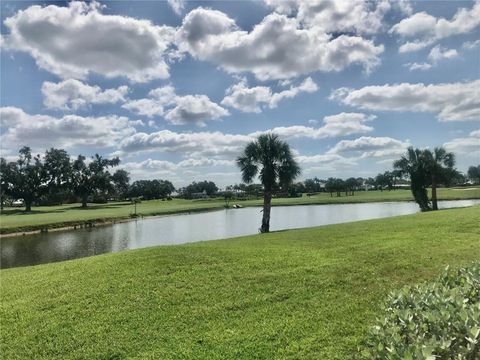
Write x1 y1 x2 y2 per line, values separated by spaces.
431 175 438 210
260 190 272 233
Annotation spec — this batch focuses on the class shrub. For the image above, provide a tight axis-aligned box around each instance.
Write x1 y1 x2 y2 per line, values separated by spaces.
361 262 480 359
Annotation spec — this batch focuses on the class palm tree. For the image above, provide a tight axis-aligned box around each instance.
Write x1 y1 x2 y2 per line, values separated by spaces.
237 134 300 233
423 147 455 210
394 147 431 211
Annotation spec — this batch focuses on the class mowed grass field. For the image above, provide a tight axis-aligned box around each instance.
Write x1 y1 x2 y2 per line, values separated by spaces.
1 206 479 359
1 187 479 234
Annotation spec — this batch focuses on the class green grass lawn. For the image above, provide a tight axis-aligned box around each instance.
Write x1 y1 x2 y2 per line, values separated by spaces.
1 206 479 359
1 187 479 234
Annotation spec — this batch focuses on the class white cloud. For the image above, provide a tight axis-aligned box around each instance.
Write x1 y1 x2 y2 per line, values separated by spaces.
2 2 174 82
123 157 234 178
404 62 432 71
164 94 229 127
251 112 375 139
167 0 185 16
331 80 480 121
123 85 229 126
269 77 318 107
404 45 457 72
118 112 375 158
122 99 167 118
176 8 384 80
118 130 251 158
221 77 318 113
122 85 176 117
264 0 412 35
391 1 480 52
41 79 128 110
427 45 458 63
444 128 480 156
0 106 138 151
463 39 480 49
296 153 357 167
326 136 411 158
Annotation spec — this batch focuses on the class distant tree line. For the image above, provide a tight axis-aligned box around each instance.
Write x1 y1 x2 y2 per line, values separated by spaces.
177 181 218 199
0 147 177 211
1 145 477 213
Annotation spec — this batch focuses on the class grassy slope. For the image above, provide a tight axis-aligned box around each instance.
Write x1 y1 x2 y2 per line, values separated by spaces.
1 187 479 234
1 206 479 359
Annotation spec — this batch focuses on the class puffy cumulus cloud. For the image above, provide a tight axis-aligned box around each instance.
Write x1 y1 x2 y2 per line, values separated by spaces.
269 77 318 107
444 129 480 156
122 157 233 178
265 0 412 35
118 130 251 158
0 106 138 151
427 45 458 63
167 0 185 16
326 136 411 158
122 85 177 117
390 1 480 52
221 82 271 113
330 80 480 121
118 112 375 158
251 112 375 139
42 79 129 110
221 77 318 113
123 85 229 126
404 45 457 72
2 2 174 82
165 95 229 127
176 8 384 80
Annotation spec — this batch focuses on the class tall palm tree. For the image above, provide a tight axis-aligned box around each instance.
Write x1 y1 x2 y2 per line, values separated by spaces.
423 147 455 210
237 134 300 233
394 147 431 211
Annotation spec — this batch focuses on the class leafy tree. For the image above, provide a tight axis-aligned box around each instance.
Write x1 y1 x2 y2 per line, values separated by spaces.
237 134 300 233
325 178 337 197
394 147 431 211
72 154 120 208
423 147 455 210
223 190 234 208
0 158 14 210
391 170 403 187
112 169 130 200
180 181 218 199
345 177 359 195
365 177 376 190
3 147 46 211
129 179 174 200
43 148 72 205
281 182 304 197
467 165 480 184
375 173 387 192
334 178 345 197
304 177 322 193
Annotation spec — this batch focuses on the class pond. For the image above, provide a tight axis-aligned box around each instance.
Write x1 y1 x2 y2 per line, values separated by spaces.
1 199 479 269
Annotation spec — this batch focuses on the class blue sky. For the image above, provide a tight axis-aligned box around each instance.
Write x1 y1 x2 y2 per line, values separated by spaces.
1 0 479 187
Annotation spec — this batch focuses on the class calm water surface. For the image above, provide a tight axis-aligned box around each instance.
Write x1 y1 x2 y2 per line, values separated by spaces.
1 200 479 269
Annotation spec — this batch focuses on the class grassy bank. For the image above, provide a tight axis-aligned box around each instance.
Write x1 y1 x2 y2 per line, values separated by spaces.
1 187 479 234
1 206 479 359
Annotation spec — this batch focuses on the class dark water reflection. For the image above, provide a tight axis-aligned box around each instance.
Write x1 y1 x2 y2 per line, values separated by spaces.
1 200 479 269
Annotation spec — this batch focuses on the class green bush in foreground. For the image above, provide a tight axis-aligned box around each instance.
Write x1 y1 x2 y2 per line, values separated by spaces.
361 262 480 359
